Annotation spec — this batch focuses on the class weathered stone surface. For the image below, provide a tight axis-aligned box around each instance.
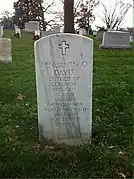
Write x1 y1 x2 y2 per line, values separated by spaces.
0 38 12 63
34 34 93 146
100 31 131 49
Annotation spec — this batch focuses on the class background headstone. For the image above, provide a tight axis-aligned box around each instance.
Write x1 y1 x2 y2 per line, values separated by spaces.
79 28 86 35
24 22 28 31
53 25 61 33
100 31 131 49
35 30 40 37
108 29 116 32
34 30 40 40
34 34 93 146
130 35 133 42
14 25 19 35
40 30 55 38
14 25 18 32
93 30 97 37
0 38 12 63
96 31 105 41
0 25 4 38
15 28 21 38
25 21 39 32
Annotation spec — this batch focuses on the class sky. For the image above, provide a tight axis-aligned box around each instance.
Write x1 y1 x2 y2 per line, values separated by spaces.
0 0 133 30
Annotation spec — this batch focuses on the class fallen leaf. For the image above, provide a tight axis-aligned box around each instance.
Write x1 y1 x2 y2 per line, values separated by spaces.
118 173 126 179
119 151 124 155
45 145 54 150
108 146 114 149
17 94 25 100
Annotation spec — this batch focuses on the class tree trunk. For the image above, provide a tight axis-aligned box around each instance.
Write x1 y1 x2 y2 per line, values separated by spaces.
26 0 29 22
64 0 75 33
39 0 45 31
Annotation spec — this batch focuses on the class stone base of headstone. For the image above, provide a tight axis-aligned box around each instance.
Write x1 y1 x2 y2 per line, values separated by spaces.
99 44 131 49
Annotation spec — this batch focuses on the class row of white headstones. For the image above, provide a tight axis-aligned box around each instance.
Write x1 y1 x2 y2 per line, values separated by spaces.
14 24 87 39
15 25 40 38
24 21 87 36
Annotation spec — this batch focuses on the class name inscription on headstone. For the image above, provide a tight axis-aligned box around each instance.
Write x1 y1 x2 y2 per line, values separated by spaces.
40 60 88 126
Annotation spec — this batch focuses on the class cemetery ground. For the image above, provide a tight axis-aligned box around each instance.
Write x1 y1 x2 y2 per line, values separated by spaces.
0 30 132 178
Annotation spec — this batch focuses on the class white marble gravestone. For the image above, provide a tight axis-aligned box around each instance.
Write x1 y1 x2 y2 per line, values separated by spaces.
108 29 116 32
15 25 18 34
100 31 131 49
93 31 97 36
14 25 18 31
0 25 4 38
53 25 61 33
79 28 86 35
96 31 105 41
26 21 39 32
35 30 40 37
34 34 93 146
0 38 12 63
15 27 21 38
130 35 133 42
24 22 28 31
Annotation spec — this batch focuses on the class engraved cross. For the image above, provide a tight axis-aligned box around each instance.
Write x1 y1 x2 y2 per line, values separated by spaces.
59 41 69 55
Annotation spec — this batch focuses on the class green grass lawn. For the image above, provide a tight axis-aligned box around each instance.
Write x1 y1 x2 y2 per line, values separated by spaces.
0 30 132 178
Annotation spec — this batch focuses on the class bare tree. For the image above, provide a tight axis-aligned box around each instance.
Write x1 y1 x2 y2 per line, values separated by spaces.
39 0 55 30
100 0 131 30
0 11 14 28
13 0 56 30
75 0 99 32
53 0 99 31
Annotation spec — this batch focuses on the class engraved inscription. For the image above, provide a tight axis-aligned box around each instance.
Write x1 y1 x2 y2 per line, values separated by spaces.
82 61 88 67
39 49 90 128
40 58 89 126
59 41 69 55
